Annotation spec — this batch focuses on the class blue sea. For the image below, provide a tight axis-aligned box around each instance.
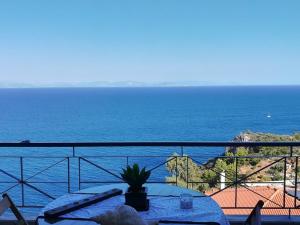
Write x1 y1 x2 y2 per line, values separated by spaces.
0 86 300 212
1 86 300 142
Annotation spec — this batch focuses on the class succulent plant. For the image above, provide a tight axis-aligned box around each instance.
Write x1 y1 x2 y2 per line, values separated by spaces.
121 164 151 192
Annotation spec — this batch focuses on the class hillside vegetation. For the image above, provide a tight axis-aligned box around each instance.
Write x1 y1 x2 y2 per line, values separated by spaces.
165 131 300 192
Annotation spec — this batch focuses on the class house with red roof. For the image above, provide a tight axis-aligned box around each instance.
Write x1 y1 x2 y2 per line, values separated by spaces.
206 186 300 216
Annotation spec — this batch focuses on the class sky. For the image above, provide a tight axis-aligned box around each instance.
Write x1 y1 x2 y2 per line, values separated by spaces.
0 0 299 86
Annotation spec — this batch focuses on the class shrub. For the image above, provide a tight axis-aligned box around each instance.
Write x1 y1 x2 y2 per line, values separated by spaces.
121 164 151 192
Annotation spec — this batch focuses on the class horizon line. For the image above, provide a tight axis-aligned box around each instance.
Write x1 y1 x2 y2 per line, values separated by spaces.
1 84 300 89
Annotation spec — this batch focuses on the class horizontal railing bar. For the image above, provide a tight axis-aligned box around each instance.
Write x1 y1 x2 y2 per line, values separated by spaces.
187 181 286 184
16 206 299 210
78 155 295 158
221 207 300 209
17 207 299 210
0 181 69 183
80 181 176 184
215 156 295 159
80 181 288 184
17 205 43 208
0 155 297 159
0 141 300 148
0 156 70 158
21 181 69 184
0 181 18 183
77 155 180 158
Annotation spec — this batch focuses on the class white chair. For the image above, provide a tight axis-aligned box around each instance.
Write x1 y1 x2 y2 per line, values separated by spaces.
0 193 28 225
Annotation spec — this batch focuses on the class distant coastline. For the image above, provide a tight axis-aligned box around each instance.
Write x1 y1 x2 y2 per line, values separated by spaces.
1 81 300 89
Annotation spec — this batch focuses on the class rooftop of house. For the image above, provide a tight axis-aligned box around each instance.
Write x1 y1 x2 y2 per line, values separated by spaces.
206 186 300 216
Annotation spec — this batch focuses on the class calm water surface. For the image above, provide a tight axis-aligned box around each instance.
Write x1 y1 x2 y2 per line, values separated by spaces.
1 86 299 142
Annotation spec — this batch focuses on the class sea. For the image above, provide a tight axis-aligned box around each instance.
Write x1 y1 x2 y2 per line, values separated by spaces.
0 86 300 213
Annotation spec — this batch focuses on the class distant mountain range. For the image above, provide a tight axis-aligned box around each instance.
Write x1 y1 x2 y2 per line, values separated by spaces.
0 80 234 88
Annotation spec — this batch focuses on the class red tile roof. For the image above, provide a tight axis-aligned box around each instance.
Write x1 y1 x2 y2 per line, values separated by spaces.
205 186 300 215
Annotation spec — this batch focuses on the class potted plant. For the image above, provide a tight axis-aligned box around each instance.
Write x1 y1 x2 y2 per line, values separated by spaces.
120 163 151 211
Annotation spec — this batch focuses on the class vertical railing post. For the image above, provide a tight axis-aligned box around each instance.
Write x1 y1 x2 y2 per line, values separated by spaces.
186 156 189 189
181 146 184 156
72 146 75 157
176 156 178 186
235 156 238 208
283 157 287 208
290 146 293 157
67 157 70 193
20 157 24 207
78 157 81 191
294 156 298 208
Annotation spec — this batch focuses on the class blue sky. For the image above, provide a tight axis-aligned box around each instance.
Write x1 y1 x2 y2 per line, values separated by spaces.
0 0 299 86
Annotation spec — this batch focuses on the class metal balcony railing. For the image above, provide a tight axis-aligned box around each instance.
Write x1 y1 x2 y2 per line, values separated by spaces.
0 142 300 216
